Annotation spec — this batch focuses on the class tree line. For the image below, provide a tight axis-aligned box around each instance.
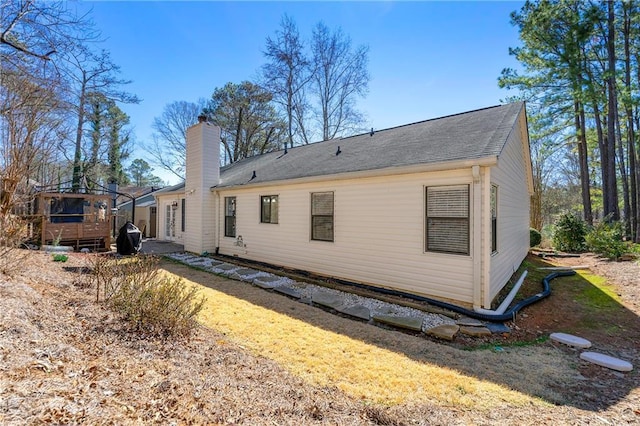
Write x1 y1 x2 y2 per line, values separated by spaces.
500 0 640 242
147 15 370 179
0 0 162 212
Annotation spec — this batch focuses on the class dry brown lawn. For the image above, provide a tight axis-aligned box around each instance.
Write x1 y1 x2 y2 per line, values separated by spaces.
0 250 638 425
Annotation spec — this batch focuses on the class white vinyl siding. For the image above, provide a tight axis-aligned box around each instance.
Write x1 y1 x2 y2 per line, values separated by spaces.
215 169 475 304
184 122 220 254
426 185 469 255
487 110 531 305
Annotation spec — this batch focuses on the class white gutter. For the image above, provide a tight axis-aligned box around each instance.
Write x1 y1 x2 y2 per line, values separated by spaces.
211 156 499 192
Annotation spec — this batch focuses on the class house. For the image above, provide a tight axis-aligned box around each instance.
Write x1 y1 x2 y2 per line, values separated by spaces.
178 102 533 309
115 187 161 237
154 182 186 243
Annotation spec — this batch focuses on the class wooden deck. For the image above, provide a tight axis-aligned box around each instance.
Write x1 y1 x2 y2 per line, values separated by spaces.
28 192 113 251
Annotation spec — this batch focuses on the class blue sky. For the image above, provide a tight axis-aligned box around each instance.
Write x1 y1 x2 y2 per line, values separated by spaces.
76 1 524 184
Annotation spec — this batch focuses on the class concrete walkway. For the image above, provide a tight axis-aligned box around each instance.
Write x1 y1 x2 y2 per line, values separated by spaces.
138 239 185 255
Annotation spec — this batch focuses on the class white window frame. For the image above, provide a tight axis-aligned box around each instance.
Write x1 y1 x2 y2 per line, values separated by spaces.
224 196 236 238
260 195 279 224
425 185 470 255
310 191 334 242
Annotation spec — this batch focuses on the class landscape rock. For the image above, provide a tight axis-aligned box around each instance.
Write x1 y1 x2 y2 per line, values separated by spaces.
456 317 484 327
459 326 492 337
425 324 460 341
372 315 423 331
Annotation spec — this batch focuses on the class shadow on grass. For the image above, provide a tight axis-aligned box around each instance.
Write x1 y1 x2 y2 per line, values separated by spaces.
160 254 639 411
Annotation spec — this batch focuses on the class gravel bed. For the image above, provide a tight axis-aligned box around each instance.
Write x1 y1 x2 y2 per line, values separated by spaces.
168 253 457 331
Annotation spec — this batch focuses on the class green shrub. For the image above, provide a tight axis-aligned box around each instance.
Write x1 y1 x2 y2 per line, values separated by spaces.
552 213 587 252
529 228 542 247
585 220 627 260
93 255 205 338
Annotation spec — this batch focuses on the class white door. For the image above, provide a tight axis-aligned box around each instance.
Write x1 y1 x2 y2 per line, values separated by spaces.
165 204 176 241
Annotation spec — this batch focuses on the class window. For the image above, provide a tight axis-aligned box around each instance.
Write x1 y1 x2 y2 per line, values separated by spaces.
165 204 175 237
181 198 186 232
224 197 236 237
491 185 498 253
311 191 334 241
260 195 279 224
426 185 469 255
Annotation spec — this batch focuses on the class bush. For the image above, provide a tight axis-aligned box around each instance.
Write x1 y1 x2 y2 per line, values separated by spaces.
552 213 587 252
585 220 627 260
93 255 205 338
0 213 29 275
529 228 542 247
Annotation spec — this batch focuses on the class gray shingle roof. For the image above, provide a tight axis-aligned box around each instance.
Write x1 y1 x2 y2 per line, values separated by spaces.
217 102 524 188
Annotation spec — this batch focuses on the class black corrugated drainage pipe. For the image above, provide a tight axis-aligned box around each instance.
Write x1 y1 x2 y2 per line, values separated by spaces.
337 270 576 323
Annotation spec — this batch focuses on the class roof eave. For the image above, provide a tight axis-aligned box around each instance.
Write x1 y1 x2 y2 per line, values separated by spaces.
210 156 499 192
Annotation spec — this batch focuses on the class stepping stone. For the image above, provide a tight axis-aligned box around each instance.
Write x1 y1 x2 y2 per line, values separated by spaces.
274 286 302 299
425 324 459 341
550 332 592 349
232 268 262 281
336 305 371 321
459 326 492 337
580 352 633 372
372 315 423 332
215 264 238 271
422 306 458 319
235 268 259 277
253 276 281 289
312 291 344 310
456 317 484 327
485 322 511 334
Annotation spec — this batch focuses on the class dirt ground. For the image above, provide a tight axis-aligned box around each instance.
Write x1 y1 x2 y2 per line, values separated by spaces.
0 250 638 424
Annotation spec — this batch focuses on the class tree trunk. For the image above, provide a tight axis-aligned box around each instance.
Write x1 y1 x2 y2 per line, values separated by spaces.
604 0 619 221
72 72 87 192
575 101 593 225
622 3 636 239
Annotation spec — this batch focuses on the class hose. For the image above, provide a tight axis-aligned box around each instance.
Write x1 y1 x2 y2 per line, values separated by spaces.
336 270 576 323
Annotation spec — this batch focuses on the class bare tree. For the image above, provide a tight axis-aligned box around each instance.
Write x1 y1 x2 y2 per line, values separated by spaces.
311 22 369 141
0 0 89 62
147 99 206 180
262 15 312 148
60 46 139 191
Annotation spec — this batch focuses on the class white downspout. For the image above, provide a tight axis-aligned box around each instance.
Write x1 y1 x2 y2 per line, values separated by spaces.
472 165 482 309
475 270 528 315
215 190 220 253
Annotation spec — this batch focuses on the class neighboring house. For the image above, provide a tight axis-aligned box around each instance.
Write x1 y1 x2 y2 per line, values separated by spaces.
177 102 533 309
154 182 186 243
116 188 161 238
